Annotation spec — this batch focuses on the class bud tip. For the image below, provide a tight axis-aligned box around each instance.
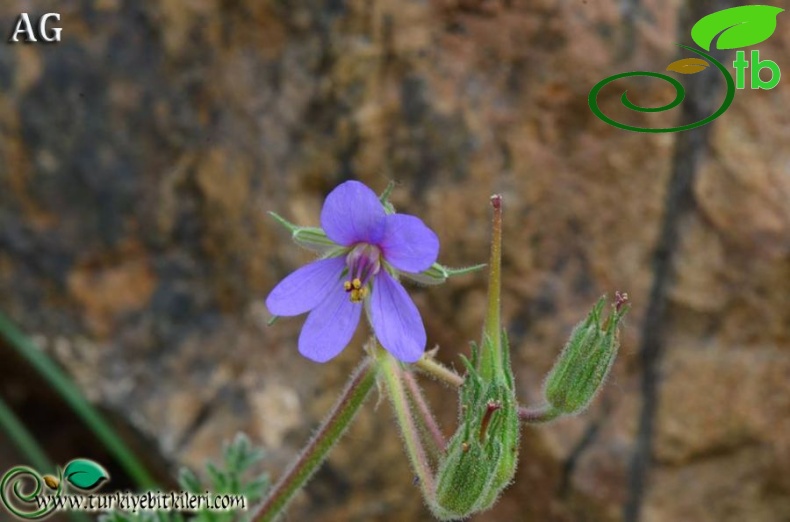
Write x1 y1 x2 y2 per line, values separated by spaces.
615 291 629 312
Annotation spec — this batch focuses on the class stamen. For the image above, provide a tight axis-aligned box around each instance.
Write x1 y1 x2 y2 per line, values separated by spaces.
342 244 382 303
347 286 369 303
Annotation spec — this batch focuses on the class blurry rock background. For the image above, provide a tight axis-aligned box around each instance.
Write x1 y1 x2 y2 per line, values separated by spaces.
1 0 789 520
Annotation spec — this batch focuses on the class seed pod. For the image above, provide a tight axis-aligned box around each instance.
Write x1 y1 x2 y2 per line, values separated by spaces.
430 197 520 520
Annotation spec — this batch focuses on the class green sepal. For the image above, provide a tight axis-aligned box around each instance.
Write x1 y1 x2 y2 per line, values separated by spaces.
430 328 520 521
269 212 338 253
379 181 397 214
401 263 486 286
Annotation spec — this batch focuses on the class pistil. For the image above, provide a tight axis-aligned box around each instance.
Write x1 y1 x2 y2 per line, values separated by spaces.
343 244 382 302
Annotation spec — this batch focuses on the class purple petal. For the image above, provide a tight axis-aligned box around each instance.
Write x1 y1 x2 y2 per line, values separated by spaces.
299 287 362 362
379 214 439 273
320 181 386 246
370 272 426 363
266 257 346 316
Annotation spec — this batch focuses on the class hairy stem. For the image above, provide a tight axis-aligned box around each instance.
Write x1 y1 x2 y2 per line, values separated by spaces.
250 357 377 522
380 349 436 500
414 355 465 388
518 405 561 424
417 353 559 425
403 370 447 452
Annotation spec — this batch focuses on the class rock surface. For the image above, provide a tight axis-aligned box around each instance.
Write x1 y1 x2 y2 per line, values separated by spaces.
1 1 789 521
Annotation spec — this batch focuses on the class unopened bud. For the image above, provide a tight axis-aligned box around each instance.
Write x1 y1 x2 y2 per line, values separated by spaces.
543 294 629 415
431 340 519 520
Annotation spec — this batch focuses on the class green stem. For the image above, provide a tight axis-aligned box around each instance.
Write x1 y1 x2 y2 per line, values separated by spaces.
379 348 435 501
415 353 561 425
414 355 464 388
0 311 157 489
0 397 91 522
403 370 446 452
0 396 51 471
250 357 377 522
518 405 561 424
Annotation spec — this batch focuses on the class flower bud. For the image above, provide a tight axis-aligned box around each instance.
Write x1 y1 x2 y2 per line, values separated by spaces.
430 336 520 521
543 293 629 415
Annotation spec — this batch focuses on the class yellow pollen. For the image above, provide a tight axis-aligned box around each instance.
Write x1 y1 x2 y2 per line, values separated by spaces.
352 278 362 290
348 286 369 303
343 281 352 291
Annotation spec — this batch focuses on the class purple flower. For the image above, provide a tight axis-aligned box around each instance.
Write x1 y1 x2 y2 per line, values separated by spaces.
266 181 440 363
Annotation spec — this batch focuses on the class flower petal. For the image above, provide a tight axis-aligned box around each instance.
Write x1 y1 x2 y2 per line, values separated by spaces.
320 180 386 246
380 214 439 273
265 257 346 316
370 272 426 363
299 287 362 362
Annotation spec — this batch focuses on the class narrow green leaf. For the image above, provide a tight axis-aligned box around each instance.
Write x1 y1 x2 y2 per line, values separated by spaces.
178 468 202 494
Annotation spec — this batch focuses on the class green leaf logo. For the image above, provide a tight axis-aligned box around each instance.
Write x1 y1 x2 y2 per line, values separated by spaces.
691 5 783 51
63 459 109 490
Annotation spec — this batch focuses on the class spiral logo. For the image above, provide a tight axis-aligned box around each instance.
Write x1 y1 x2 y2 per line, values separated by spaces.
0 467 59 519
588 45 735 133
588 6 784 133
1 459 108 519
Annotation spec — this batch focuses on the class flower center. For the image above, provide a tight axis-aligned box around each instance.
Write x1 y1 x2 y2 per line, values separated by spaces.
344 244 381 303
